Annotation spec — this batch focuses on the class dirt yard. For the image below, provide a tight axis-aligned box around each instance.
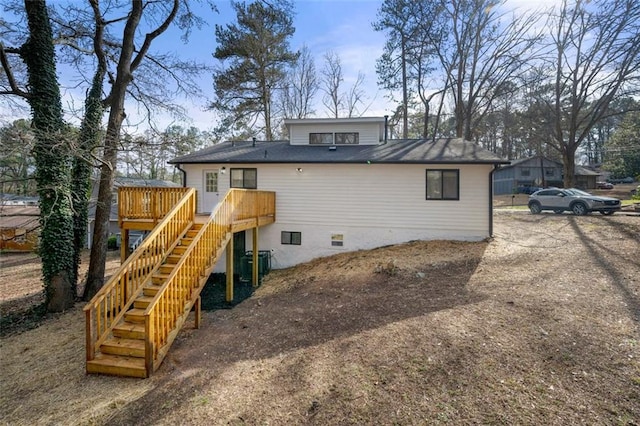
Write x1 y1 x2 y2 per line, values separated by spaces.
1 212 639 425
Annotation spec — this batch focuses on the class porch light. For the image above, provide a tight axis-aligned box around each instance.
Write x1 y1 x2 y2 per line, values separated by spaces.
296 167 303 173
220 167 226 174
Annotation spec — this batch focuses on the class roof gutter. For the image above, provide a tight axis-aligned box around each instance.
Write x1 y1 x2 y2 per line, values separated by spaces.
175 164 187 188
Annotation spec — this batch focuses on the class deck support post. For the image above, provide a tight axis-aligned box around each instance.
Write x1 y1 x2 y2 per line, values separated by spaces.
120 228 129 263
226 233 234 302
194 296 201 329
252 226 259 287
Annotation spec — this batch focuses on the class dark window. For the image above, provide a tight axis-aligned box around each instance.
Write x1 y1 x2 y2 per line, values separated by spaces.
521 168 531 177
230 168 257 189
335 132 359 144
426 169 460 200
309 133 333 144
281 231 301 245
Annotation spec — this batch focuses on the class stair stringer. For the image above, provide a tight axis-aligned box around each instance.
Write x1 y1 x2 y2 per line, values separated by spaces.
147 231 232 374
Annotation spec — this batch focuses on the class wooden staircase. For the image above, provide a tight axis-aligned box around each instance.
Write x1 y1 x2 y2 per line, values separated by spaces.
86 224 203 378
84 188 275 378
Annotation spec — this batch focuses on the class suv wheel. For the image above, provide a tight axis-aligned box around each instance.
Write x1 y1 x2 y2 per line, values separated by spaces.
529 202 542 214
572 202 588 216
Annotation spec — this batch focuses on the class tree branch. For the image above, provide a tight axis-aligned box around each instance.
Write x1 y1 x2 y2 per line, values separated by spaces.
0 42 31 99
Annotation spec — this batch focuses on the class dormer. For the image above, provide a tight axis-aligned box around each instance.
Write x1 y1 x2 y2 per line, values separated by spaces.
284 117 387 146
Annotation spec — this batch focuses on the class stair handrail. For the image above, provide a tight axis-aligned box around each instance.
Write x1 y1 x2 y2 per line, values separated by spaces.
142 189 276 373
83 187 196 363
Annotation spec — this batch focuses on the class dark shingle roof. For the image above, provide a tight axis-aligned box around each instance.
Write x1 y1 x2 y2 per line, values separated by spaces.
170 138 508 165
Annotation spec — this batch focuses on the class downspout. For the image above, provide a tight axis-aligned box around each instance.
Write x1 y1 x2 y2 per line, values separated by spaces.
175 164 187 188
384 115 389 144
489 164 497 237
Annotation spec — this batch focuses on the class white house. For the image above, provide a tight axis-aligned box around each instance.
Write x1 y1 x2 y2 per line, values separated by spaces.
170 117 509 271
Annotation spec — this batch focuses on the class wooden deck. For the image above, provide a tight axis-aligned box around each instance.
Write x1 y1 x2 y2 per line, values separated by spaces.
84 187 275 378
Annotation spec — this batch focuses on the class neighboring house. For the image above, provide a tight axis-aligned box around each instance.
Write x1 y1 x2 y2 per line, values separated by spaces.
493 155 600 195
87 177 180 248
169 117 508 271
0 205 39 251
0 194 39 206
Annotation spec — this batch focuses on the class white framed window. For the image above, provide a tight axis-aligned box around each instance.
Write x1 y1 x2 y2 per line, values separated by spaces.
205 171 218 192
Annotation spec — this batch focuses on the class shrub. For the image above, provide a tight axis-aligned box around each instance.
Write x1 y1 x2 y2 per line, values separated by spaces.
107 235 118 250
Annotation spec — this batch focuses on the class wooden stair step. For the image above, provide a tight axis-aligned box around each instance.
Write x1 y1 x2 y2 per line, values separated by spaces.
124 308 147 323
112 321 145 339
87 353 146 378
100 337 145 357
143 285 162 296
159 264 175 274
186 230 199 238
133 295 155 309
173 246 188 254
152 273 170 284
166 254 182 264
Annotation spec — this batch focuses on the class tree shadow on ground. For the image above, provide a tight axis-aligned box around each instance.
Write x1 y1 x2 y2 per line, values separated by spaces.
567 216 640 326
105 241 489 425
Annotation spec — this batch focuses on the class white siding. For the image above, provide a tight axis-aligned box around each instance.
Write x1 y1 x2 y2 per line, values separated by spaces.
182 164 233 213
183 162 493 271
289 122 383 145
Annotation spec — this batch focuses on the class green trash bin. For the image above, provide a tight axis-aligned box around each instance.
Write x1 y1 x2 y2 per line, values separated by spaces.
240 250 271 282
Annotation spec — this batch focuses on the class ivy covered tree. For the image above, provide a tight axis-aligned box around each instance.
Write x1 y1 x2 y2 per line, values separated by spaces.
1 0 75 311
211 0 299 140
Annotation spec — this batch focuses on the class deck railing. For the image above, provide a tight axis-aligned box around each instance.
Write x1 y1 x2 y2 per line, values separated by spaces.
118 186 191 225
83 188 197 362
144 189 276 373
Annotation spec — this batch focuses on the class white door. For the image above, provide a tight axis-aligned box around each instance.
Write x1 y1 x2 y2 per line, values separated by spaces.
202 169 220 212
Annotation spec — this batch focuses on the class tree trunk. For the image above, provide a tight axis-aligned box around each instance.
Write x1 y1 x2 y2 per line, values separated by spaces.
83 2 142 300
21 0 75 312
562 146 576 188
72 65 106 291
401 34 408 139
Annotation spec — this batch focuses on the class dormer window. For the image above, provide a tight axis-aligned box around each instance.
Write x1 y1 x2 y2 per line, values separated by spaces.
309 132 360 145
309 133 333 144
335 132 359 144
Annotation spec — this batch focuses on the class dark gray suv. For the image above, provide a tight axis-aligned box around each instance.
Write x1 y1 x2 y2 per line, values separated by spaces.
528 188 621 215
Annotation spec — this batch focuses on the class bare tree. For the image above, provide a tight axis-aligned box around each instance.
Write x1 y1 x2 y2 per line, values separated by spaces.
279 45 318 119
320 50 344 118
422 0 542 141
539 0 640 187
345 71 366 118
84 0 186 299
